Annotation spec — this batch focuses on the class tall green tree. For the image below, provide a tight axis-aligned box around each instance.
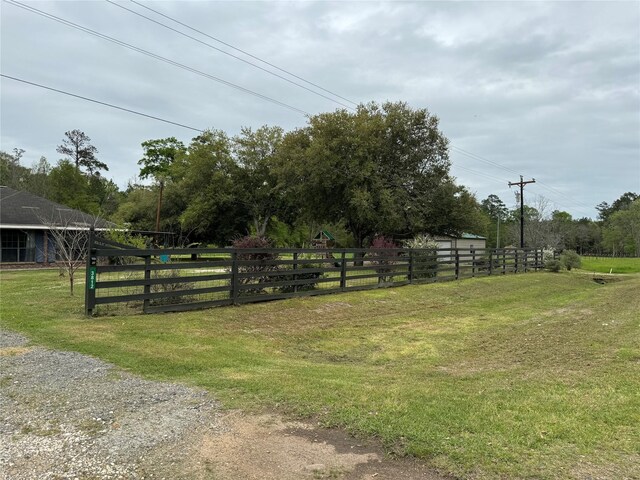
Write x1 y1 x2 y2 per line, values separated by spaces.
56 130 108 175
138 137 186 234
232 126 285 236
173 130 249 244
602 199 640 255
481 194 509 247
274 101 452 246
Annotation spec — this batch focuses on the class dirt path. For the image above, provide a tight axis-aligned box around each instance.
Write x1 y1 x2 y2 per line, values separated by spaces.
156 410 451 480
1 329 449 480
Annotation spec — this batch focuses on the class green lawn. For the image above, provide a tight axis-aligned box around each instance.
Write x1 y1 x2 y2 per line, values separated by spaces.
579 256 640 274
1 269 639 479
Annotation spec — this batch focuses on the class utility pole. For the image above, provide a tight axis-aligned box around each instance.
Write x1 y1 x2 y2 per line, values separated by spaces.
509 175 536 248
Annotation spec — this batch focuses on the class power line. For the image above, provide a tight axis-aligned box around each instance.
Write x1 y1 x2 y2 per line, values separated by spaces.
129 0 359 107
451 145 595 212
5 0 311 117
105 0 355 111
1 73 205 133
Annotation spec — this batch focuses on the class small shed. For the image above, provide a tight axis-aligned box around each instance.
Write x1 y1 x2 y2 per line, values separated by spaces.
312 230 335 248
433 233 486 251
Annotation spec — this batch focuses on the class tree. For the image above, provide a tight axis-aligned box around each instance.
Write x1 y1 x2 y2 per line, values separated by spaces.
0 149 30 189
49 160 98 213
603 199 640 255
138 137 186 235
481 194 509 247
173 130 249 244
597 192 639 222
37 210 98 295
232 126 285 236
56 130 108 175
273 101 451 246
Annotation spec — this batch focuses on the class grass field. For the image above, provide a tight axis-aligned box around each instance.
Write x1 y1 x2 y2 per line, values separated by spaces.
1 269 639 479
579 256 640 274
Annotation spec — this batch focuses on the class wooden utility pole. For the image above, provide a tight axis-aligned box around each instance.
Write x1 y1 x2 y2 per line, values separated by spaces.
509 175 536 248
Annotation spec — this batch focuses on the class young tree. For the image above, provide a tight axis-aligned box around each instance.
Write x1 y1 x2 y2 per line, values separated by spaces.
56 130 108 175
138 137 186 235
37 209 98 295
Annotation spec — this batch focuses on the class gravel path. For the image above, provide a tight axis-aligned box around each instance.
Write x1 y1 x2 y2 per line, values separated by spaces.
0 329 448 480
0 329 222 480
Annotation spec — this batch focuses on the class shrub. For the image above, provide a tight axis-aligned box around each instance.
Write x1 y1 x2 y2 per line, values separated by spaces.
232 236 279 294
545 259 562 272
560 250 581 271
104 230 148 265
368 235 399 283
277 253 323 293
149 270 195 305
402 235 439 279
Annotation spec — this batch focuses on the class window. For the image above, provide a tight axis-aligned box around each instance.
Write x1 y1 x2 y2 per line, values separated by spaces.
0 230 35 262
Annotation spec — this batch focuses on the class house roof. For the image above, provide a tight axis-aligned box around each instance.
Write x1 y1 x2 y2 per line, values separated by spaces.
459 232 486 240
0 186 114 230
433 232 486 241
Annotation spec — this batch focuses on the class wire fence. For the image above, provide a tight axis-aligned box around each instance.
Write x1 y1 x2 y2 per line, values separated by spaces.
85 233 544 316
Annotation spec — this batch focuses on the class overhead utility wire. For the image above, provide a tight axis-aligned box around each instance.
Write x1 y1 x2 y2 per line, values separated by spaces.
106 0 354 111
5 0 310 117
451 145 594 212
0 74 205 133
129 0 358 107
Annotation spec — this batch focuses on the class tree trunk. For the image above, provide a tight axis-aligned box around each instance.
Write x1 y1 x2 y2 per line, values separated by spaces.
69 273 74 296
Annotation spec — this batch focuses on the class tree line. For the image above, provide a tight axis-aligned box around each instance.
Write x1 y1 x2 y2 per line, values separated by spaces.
2 101 638 254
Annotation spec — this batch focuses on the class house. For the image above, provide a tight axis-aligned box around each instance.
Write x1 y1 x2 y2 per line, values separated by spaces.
433 233 487 251
0 186 113 264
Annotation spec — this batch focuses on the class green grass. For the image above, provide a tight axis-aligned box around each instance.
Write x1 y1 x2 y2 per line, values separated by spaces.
579 256 640 274
1 269 639 479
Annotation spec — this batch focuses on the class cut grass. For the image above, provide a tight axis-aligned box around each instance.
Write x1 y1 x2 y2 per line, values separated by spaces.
579 256 640 274
1 269 639 479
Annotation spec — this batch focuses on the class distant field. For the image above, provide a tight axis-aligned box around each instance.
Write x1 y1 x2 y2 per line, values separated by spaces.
579 256 640 274
1 270 639 479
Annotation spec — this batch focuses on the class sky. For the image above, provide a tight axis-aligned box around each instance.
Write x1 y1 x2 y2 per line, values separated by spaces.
1 0 639 220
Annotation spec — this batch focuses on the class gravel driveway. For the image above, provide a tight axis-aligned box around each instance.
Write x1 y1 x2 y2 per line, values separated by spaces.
1 329 447 480
0 329 222 480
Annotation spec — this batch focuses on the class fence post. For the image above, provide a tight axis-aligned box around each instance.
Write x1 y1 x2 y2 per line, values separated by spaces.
340 251 347 291
142 254 151 313
292 252 298 293
408 250 414 284
455 249 460 280
231 250 238 305
471 249 476 277
84 227 96 316
502 250 507 275
488 250 493 276
524 250 528 273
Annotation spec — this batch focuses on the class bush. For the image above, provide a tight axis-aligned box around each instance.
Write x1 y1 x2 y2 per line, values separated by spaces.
149 270 195 305
402 235 439 279
277 253 323 293
368 235 399 283
545 259 562 272
232 236 279 294
560 250 581 271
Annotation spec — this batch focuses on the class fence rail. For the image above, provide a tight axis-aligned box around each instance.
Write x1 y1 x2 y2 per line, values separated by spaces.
85 234 544 315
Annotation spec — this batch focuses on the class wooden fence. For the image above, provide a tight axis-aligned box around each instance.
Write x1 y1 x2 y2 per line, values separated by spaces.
85 234 544 315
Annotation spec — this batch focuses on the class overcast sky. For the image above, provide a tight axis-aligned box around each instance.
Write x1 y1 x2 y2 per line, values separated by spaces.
2 0 639 219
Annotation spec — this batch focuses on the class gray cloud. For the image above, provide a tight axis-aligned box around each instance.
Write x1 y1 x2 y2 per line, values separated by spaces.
1 0 638 218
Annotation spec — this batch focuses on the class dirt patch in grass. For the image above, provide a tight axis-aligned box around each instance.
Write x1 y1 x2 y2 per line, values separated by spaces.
163 411 449 480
